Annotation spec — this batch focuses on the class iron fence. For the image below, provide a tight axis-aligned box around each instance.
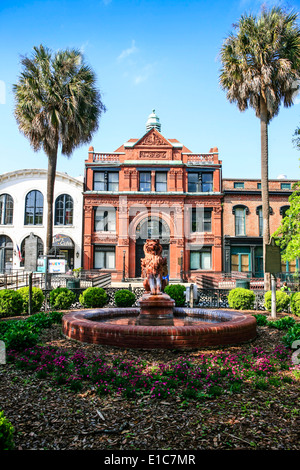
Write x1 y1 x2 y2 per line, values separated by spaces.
40 285 296 312
0 272 297 313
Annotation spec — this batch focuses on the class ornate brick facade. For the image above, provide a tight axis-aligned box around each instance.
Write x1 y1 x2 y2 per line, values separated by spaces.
222 178 298 277
83 113 297 282
83 120 223 281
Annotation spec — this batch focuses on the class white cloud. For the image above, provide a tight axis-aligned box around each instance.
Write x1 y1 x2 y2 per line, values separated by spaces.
134 64 153 85
80 41 90 54
118 40 138 61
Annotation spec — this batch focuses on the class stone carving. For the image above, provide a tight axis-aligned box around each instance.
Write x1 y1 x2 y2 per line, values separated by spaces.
139 151 167 159
140 132 168 146
141 239 168 294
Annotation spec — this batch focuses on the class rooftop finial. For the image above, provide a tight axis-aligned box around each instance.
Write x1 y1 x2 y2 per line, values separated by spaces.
146 109 161 132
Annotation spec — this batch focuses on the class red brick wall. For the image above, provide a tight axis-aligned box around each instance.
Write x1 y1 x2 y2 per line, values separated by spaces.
222 179 295 238
83 129 223 280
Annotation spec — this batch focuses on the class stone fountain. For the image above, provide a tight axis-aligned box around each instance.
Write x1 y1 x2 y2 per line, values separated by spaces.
62 240 257 350
138 239 175 326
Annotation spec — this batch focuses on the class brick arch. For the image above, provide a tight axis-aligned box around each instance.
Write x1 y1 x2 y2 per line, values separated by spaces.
129 212 172 278
128 209 173 241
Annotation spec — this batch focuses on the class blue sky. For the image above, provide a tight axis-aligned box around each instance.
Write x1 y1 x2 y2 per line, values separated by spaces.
1 0 300 180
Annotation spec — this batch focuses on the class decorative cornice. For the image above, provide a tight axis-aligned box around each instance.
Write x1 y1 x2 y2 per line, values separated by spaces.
0 169 83 189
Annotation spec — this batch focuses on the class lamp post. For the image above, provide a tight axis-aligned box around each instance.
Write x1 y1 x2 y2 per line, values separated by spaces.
122 249 126 282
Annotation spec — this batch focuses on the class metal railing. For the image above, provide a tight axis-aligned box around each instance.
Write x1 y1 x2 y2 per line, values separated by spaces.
0 271 44 289
0 271 111 290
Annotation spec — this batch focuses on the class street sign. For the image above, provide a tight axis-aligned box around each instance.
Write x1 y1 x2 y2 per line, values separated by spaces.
48 259 66 274
265 239 281 274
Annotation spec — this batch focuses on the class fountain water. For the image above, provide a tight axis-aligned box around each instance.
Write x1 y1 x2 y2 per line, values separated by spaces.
62 240 257 349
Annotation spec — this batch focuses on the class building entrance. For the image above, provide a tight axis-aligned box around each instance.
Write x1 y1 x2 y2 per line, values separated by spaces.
0 235 13 273
135 217 170 278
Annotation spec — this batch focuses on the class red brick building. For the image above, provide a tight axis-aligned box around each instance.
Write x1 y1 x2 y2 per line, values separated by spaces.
222 178 298 278
83 111 223 281
83 111 298 282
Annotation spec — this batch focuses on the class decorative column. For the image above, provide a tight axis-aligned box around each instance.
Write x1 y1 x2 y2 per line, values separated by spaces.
117 196 129 281
131 169 138 191
213 205 222 272
176 169 184 192
224 237 231 274
169 169 176 192
83 205 93 270
250 245 256 278
170 205 185 279
151 170 156 192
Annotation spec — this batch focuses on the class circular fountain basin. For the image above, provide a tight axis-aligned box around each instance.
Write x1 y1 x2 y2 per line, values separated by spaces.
62 307 257 350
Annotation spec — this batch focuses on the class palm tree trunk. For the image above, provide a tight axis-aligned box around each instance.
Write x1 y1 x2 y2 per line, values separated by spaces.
260 97 271 291
46 149 58 255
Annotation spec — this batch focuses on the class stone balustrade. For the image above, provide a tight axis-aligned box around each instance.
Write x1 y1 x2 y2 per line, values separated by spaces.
186 154 215 164
93 153 121 163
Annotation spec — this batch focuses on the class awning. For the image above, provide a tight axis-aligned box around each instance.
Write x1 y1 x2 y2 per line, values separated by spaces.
52 234 74 248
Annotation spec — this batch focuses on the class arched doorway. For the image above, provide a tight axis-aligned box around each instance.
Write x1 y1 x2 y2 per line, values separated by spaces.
0 235 13 273
135 216 170 277
20 235 44 268
52 234 75 271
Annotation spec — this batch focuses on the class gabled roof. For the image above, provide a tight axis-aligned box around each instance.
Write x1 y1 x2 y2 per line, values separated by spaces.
123 127 182 149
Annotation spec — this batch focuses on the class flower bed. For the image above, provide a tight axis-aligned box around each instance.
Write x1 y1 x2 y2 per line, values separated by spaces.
6 341 297 400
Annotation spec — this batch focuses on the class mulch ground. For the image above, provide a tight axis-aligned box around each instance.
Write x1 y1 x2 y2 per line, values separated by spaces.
0 310 299 454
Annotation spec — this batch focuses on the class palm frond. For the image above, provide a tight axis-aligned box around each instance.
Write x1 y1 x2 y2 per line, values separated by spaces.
219 6 300 122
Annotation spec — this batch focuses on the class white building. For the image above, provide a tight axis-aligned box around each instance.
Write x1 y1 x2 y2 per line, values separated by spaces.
0 169 83 273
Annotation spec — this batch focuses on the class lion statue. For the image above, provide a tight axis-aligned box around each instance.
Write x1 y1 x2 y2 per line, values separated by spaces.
141 239 169 295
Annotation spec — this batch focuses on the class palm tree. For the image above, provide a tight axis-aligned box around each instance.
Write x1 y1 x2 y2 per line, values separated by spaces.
13 44 105 254
219 6 300 289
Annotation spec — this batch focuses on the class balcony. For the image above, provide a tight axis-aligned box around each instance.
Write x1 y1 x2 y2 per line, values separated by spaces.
93 153 121 163
186 154 215 164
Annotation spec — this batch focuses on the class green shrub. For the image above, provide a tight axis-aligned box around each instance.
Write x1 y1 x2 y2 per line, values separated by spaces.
282 324 300 349
268 316 296 330
253 314 268 326
25 312 53 329
0 290 23 318
4 323 39 351
228 288 255 310
264 290 290 313
18 286 44 313
48 311 64 324
164 284 186 307
0 411 14 450
114 289 136 307
49 288 76 310
79 287 108 308
290 292 300 317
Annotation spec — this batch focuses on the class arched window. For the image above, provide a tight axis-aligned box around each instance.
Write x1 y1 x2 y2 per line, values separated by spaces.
25 190 43 225
0 194 13 225
55 194 73 225
257 206 263 236
280 205 290 217
256 205 273 236
232 205 249 236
